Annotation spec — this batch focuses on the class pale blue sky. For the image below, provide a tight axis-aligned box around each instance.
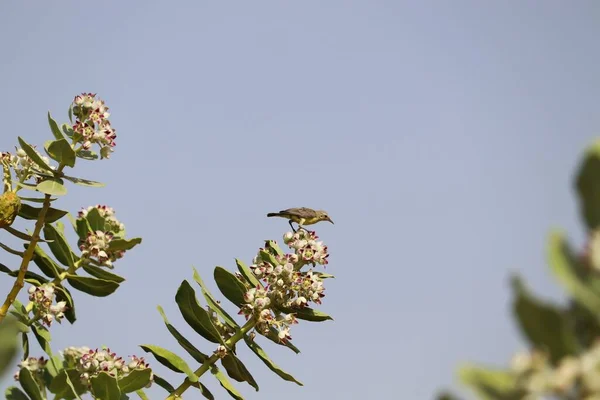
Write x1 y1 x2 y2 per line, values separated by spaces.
1 2 599 399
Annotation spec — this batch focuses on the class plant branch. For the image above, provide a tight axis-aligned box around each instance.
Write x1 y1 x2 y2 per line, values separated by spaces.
166 318 257 400
0 193 52 323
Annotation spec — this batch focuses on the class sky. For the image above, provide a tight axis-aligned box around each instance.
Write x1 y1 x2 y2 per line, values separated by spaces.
1 1 600 399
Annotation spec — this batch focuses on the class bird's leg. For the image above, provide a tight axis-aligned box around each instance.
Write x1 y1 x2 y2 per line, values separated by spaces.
288 220 297 233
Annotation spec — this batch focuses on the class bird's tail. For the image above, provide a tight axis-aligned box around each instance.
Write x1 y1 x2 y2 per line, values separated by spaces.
266 212 280 218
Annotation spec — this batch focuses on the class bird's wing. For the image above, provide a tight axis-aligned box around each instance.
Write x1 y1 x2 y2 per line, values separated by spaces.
281 207 316 217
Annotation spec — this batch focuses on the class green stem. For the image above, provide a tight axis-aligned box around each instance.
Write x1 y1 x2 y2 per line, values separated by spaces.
0 194 52 323
166 318 257 400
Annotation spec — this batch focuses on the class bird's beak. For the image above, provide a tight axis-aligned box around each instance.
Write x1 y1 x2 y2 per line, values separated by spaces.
326 217 334 224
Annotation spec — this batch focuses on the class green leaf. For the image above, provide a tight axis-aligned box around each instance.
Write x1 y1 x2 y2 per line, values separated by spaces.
136 389 149 400
194 382 215 400
512 275 578 363
19 368 44 400
0 242 24 257
37 179 67 196
48 369 77 399
47 112 65 140
118 369 153 393
18 137 54 172
32 323 53 356
212 368 244 400
21 332 29 359
91 372 122 400
458 364 523 400
214 267 247 307
61 174 105 187
139 345 198 383
0 264 48 285
82 264 125 283
43 223 75 267
5 387 29 400
18 196 56 203
265 240 284 256
0 317 20 379
243 336 302 385
46 139 76 168
258 250 279 269
548 231 600 317
315 272 335 279
236 259 260 287
74 150 98 161
18 203 68 223
193 268 239 329
175 280 222 344
152 374 175 394
221 354 259 391
276 306 333 322
54 285 76 323
576 140 600 229
66 275 120 297
84 207 105 232
46 354 63 378
156 306 209 364
109 237 142 251
264 327 301 354
29 244 64 278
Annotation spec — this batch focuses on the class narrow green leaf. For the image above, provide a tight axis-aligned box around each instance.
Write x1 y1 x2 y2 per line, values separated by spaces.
221 354 259 391
175 281 221 344
136 389 150 400
236 259 260 287
139 345 198 383
47 112 65 140
214 267 247 307
82 264 125 283
277 306 333 322
17 137 53 172
258 250 279 268
0 264 47 285
32 324 53 356
66 275 120 297
91 372 122 400
54 285 76 323
46 138 76 168
265 240 284 256
18 196 56 203
6 226 50 243
193 382 215 400
212 368 244 400
19 368 44 400
74 150 99 161
18 204 68 223
37 179 67 196
15 182 38 191
264 327 300 354
5 387 29 400
61 174 105 187
30 244 64 278
109 237 142 251
243 336 302 385
193 268 239 329
21 332 29 359
156 306 209 364
0 242 24 257
315 272 335 279
43 223 75 267
152 375 175 394
118 369 153 393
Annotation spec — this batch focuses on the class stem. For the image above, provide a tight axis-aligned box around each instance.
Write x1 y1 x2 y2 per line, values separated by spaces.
0 194 52 323
166 318 257 400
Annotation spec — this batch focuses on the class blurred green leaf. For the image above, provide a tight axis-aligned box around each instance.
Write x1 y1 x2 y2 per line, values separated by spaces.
214 267 247 307
0 317 20 379
47 112 65 140
109 237 142 251
5 387 29 400
139 345 198 383
66 275 120 297
235 259 260 287
118 369 153 393
46 138 76 168
54 285 76 323
17 137 54 172
548 231 600 317
91 372 121 400
61 174 105 187
18 203 68 223
37 179 67 196
458 364 523 400
156 305 209 364
152 374 175 394
82 264 125 283
43 223 75 267
32 323 53 356
243 336 302 385
576 139 600 229
19 368 44 400
277 306 333 322
511 275 578 363
221 354 258 391
175 280 221 344
193 268 238 329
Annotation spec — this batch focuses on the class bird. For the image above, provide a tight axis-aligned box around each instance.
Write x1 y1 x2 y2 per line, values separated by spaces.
267 207 334 232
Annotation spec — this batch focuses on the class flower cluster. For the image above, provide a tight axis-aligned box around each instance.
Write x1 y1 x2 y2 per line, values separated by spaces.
1 147 55 183
509 342 600 397
71 93 116 159
240 231 329 342
28 284 67 326
14 356 47 382
63 346 153 387
77 205 126 268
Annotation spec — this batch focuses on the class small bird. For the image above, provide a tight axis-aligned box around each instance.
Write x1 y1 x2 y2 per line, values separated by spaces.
267 207 334 232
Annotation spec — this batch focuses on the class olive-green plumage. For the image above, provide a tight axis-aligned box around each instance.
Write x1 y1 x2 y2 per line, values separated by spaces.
267 207 333 231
